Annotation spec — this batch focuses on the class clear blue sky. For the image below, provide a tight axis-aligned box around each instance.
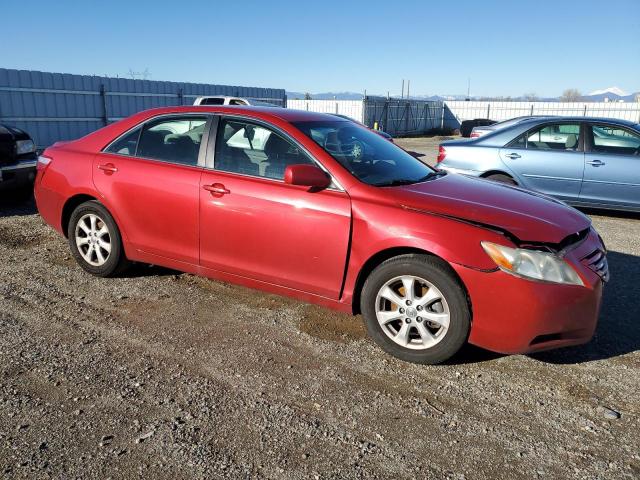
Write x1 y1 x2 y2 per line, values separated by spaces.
3 0 639 97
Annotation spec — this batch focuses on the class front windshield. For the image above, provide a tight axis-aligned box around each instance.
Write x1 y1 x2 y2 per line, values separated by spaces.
293 120 436 186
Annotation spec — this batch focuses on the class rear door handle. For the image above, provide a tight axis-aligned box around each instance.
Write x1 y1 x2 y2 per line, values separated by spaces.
505 153 521 159
203 183 230 195
97 163 118 174
587 159 605 167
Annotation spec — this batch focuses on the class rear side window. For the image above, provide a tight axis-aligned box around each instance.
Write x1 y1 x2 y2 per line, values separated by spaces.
511 123 581 151
137 116 207 166
590 124 640 156
105 127 141 156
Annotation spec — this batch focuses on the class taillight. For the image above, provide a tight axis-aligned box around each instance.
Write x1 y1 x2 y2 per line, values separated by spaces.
470 132 480 138
37 155 52 171
436 146 447 163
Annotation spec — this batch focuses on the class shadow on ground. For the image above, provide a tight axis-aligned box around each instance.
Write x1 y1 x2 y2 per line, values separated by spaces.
578 206 640 221
121 263 179 279
0 193 37 218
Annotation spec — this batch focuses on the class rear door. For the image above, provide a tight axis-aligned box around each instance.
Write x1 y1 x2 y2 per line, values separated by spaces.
581 123 640 208
94 114 209 264
499 122 584 200
199 116 352 299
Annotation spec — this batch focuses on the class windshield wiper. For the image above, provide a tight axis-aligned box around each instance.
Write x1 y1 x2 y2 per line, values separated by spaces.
374 170 446 187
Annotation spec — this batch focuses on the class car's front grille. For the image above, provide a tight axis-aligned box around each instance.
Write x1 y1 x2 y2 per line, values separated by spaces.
582 249 610 282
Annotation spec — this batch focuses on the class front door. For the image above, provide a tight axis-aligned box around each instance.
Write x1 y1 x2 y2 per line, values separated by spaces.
199 117 352 299
94 115 208 264
581 123 640 209
499 122 584 200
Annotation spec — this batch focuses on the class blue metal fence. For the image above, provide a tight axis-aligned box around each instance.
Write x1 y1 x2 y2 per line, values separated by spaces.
0 68 286 148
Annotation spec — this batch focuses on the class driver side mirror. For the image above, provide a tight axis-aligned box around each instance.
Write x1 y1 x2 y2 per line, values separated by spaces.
284 164 331 190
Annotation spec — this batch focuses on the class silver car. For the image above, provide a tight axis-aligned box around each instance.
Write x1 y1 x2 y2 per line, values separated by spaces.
470 116 552 138
438 116 640 211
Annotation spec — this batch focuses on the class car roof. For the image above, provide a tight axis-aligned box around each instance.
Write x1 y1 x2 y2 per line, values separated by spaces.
142 105 345 123
70 106 348 151
515 116 637 126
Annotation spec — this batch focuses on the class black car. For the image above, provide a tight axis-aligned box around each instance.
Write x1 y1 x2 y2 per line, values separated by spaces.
0 124 38 197
459 118 497 137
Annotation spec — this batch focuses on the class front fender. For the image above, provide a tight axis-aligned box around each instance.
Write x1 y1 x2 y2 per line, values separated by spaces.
341 199 512 304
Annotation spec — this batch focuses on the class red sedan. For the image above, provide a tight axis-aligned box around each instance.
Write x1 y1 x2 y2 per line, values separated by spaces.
34 106 607 364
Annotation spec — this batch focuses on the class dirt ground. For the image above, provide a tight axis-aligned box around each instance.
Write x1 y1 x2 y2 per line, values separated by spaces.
394 136 452 166
1 173 639 478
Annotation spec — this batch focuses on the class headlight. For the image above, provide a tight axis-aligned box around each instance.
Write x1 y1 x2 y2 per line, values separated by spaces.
481 241 583 286
16 139 36 155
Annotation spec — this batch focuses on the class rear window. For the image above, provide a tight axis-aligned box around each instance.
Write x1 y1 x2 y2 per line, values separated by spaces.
201 98 225 105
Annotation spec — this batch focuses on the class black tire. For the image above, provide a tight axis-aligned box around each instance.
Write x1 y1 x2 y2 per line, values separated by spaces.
360 254 470 365
67 200 130 277
485 173 517 185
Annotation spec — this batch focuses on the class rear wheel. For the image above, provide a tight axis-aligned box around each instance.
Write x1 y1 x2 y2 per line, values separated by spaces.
67 201 130 277
360 254 470 364
485 173 517 185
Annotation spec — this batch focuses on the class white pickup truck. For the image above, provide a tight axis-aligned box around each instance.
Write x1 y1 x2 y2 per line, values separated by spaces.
193 96 280 107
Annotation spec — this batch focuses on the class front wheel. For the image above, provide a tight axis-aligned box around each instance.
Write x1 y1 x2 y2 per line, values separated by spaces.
67 200 130 277
360 254 470 364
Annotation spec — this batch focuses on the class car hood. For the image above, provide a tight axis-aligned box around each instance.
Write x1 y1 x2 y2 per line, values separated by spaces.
386 173 591 244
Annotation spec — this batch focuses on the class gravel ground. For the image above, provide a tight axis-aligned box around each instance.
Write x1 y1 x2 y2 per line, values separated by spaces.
1 185 639 479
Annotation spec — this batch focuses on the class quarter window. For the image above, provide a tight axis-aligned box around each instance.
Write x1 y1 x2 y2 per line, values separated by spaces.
137 117 207 165
214 119 314 180
590 124 640 156
105 127 141 156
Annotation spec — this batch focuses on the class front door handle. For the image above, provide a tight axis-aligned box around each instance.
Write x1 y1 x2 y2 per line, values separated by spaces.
203 183 230 195
97 163 118 174
587 159 605 167
505 153 521 159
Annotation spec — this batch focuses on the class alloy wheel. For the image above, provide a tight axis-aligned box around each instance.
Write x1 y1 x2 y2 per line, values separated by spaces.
375 275 450 350
75 213 112 267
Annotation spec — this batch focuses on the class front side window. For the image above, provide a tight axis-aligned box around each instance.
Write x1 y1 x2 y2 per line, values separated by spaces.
214 119 314 180
590 124 640 156
137 116 207 165
292 120 435 186
514 123 581 151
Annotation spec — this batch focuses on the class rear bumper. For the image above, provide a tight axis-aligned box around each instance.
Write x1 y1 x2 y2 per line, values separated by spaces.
452 231 605 354
0 160 37 191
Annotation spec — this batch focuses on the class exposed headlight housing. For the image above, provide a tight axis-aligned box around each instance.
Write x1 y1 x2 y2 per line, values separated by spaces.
481 241 584 286
16 139 36 155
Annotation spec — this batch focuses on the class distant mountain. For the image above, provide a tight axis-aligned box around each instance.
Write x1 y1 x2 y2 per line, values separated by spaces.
286 88 639 103
286 91 364 100
588 86 627 97
583 87 638 102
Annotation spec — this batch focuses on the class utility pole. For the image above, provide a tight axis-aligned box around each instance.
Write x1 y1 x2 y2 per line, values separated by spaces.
467 77 471 100
401 80 404 99
407 80 410 100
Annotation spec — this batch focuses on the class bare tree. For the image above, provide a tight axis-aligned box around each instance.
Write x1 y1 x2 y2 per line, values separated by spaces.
560 89 582 102
304 92 313 100
127 68 152 80
523 92 538 101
